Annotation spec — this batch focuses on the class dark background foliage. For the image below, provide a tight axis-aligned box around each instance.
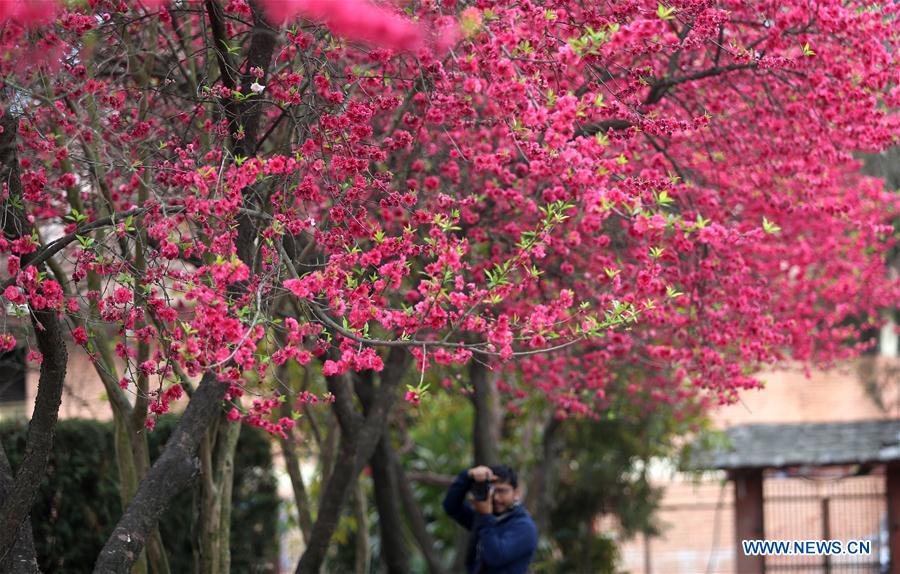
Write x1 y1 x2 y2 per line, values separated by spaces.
0 417 280 573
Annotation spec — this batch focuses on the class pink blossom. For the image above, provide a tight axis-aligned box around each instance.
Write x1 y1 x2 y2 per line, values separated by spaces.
0 0 59 25
404 390 421 406
4 286 24 305
113 288 133 305
260 0 427 52
0 334 15 353
72 326 88 345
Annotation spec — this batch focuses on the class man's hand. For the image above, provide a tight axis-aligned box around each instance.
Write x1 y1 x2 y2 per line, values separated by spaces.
473 497 493 514
468 466 494 514
468 465 494 483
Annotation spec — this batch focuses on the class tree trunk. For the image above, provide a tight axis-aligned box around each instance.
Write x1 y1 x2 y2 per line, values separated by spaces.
93 373 229 573
280 426 314 543
318 411 339 509
352 478 369 574
524 416 563 534
277 362 315 544
191 413 241 574
295 348 411 574
296 390 360 574
194 411 241 574
94 359 171 574
469 360 500 467
356 372 409 574
0 112 69 565
112 417 148 574
198 430 222 574
451 530 469 573
369 437 409 574
0 443 40 574
389 443 448 574
216 415 241 574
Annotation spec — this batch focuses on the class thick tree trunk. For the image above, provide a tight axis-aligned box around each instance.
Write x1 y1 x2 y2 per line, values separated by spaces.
0 112 69 566
469 360 501 467
0 443 40 574
0 314 68 565
93 373 229 573
295 348 411 574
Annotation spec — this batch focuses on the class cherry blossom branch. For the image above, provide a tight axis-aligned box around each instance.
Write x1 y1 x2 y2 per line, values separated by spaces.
276 239 592 356
0 205 283 291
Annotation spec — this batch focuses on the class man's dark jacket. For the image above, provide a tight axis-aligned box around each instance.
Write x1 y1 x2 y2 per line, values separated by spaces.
442 470 538 574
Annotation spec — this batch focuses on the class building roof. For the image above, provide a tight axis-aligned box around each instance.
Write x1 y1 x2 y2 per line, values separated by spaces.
695 419 900 470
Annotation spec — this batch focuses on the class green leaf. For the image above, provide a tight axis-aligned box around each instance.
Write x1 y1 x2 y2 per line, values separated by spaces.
65 209 87 223
656 3 676 20
762 216 781 235
76 235 95 249
655 190 674 205
801 42 815 57
666 285 684 299
220 39 240 56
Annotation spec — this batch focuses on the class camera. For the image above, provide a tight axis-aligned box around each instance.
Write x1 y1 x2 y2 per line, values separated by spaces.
471 478 494 501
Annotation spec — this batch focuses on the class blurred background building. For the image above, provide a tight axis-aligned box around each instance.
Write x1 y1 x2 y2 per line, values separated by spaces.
609 356 900 574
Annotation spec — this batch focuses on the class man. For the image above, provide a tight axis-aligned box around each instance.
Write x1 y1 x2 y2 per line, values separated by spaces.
442 464 538 574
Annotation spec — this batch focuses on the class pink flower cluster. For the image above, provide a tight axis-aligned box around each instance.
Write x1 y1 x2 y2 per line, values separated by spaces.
261 0 428 52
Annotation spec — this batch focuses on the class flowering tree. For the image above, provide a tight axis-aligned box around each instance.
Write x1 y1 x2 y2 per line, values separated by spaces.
0 0 896 572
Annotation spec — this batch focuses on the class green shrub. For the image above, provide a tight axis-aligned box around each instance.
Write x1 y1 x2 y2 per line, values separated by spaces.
0 417 279 573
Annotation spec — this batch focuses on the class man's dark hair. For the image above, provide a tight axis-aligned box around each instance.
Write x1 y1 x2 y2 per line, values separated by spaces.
489 464 517 488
